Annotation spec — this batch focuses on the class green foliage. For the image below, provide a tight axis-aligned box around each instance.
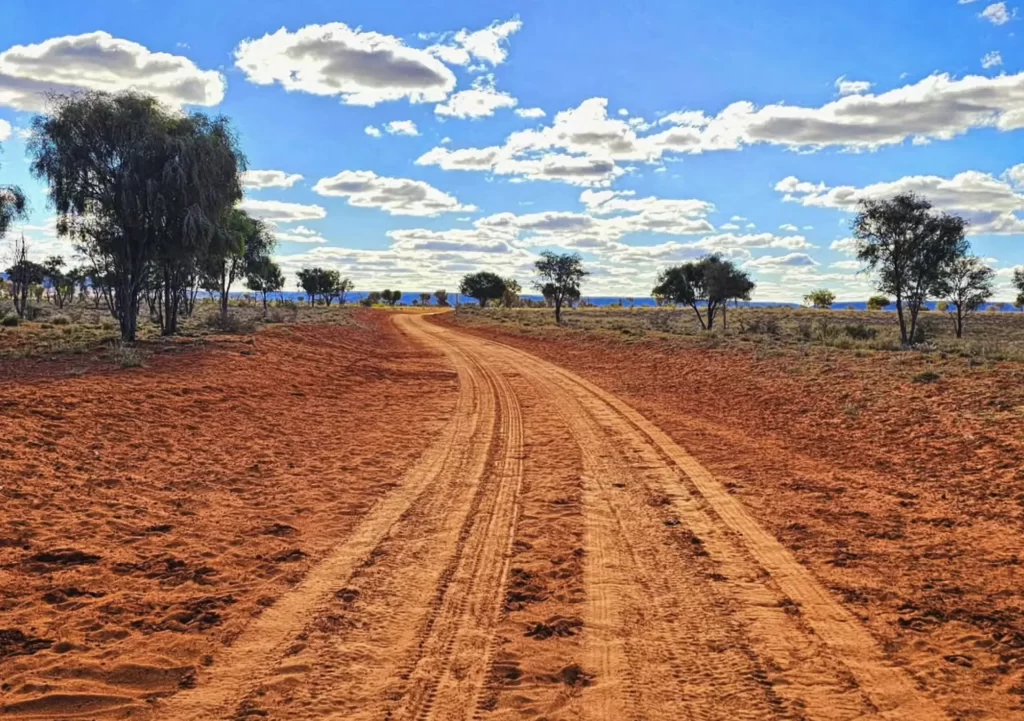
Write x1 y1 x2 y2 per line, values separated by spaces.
297 267 351 306
0 139 29 241
651 254 754 330
853 193 968 345
843 323 877 340
460 271 506 308
381 289 402 306
935 255 995 338
28 91 245 342
419 292 432 306
866 295 891 311
246 257 285 309
1 311 19 327
434 289 449 307
803 289 836 309
534 251 588 324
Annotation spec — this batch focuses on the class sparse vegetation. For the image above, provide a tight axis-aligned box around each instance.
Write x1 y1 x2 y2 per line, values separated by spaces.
534 251 589 324
651 255 754 331
804 289 836 309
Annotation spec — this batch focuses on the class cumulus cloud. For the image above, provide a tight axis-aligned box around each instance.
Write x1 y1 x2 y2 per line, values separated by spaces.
830 237 860 256
239 198 327 222
434 74 517 119
515 107 546 118
983 51 1004 69
312 169 476 216
779 223 799 232
0 118 10 141
365 125 382 137
384 119 419 135
1008 163 1024 187
234 23 456 106
980 2 1013 24
776 166 1024 234
426 18 522 67
0 31 225 112
275 225 327 243
746 252 819 270
835 76 872 96
419 72 1024 186
241 169 304 190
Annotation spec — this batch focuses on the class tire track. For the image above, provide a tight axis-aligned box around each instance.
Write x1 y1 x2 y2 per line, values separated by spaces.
384 316 526 721
149 317 493 721
436 322 949 720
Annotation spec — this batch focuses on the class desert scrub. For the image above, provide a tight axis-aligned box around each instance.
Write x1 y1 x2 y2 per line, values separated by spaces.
2 312 21 327
112 341 144 368
50 314 71 326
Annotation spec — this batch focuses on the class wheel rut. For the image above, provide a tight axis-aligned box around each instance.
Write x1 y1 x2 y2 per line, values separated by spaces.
150 313 950 721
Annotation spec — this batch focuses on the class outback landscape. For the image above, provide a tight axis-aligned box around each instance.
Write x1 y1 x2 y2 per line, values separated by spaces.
3 4 1024 717
1 297 1023 720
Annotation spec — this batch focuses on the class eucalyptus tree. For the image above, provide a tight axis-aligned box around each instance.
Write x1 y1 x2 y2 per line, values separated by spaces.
651 255 754 331
852 193 967 346
534 252 588 323
1 149 28 242
29 91 246 341
204 208 273 323
246 257 285 311
936 256 995 338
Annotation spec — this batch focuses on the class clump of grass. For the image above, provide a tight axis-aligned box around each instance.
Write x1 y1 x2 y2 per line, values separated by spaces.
203 312 257 334
112 341 144 368
912 370 941 384
50 314 71 326
2 312 21 327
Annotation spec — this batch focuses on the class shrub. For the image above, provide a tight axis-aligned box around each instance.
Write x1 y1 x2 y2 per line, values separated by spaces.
843 323 877 340
50 314 71 325
204 312 257 334
804 289 836 309
866 295 891 311
2 312 20 327
912 371 941 384
112 342 144 368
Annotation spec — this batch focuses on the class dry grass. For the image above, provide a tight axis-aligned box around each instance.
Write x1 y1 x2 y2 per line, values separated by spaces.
450 305 1024 364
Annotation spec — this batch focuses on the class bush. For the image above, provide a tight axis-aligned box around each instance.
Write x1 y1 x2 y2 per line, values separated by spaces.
50 314 71 326
112 342 144 368
2 312 20 327
912 371 941 384
843 323 877 340
204 312 257 334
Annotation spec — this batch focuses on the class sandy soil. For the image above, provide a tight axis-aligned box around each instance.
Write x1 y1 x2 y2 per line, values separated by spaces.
0 311 457 718
441 312 1024 719
3 309 1016 719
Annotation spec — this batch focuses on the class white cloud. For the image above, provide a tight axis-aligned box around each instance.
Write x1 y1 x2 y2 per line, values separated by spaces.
0 118 10 141
241 169 304 190
426 17 522 67
312 169 475 216
746 253 819 270
275 225 327 244
720 223 741 230
239 198 327 222
983 51 1004 69
434 74 517 119
777 166 1024 235
515 107 546 118
980 2 1013 24
618 108 629 117
234 23 456 106
779 223 799 232
831 260 862 270
365 125 382 137
385 120 419 136
418 74 1024 185
0 31 225 112
830 237 860 256
1008 163 1024 187
835 76 872 96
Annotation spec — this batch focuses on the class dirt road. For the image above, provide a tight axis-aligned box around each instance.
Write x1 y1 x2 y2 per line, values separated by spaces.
146 313 949 720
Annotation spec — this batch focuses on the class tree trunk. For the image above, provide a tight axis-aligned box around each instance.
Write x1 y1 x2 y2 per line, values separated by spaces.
955 306 964 339
554 298 562 324
895 296 909 345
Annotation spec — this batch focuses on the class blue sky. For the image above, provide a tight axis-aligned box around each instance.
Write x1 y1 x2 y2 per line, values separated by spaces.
1 0 1022 300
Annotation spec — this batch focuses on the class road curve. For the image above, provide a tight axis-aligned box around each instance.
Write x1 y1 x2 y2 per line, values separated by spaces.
145 313 948 721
